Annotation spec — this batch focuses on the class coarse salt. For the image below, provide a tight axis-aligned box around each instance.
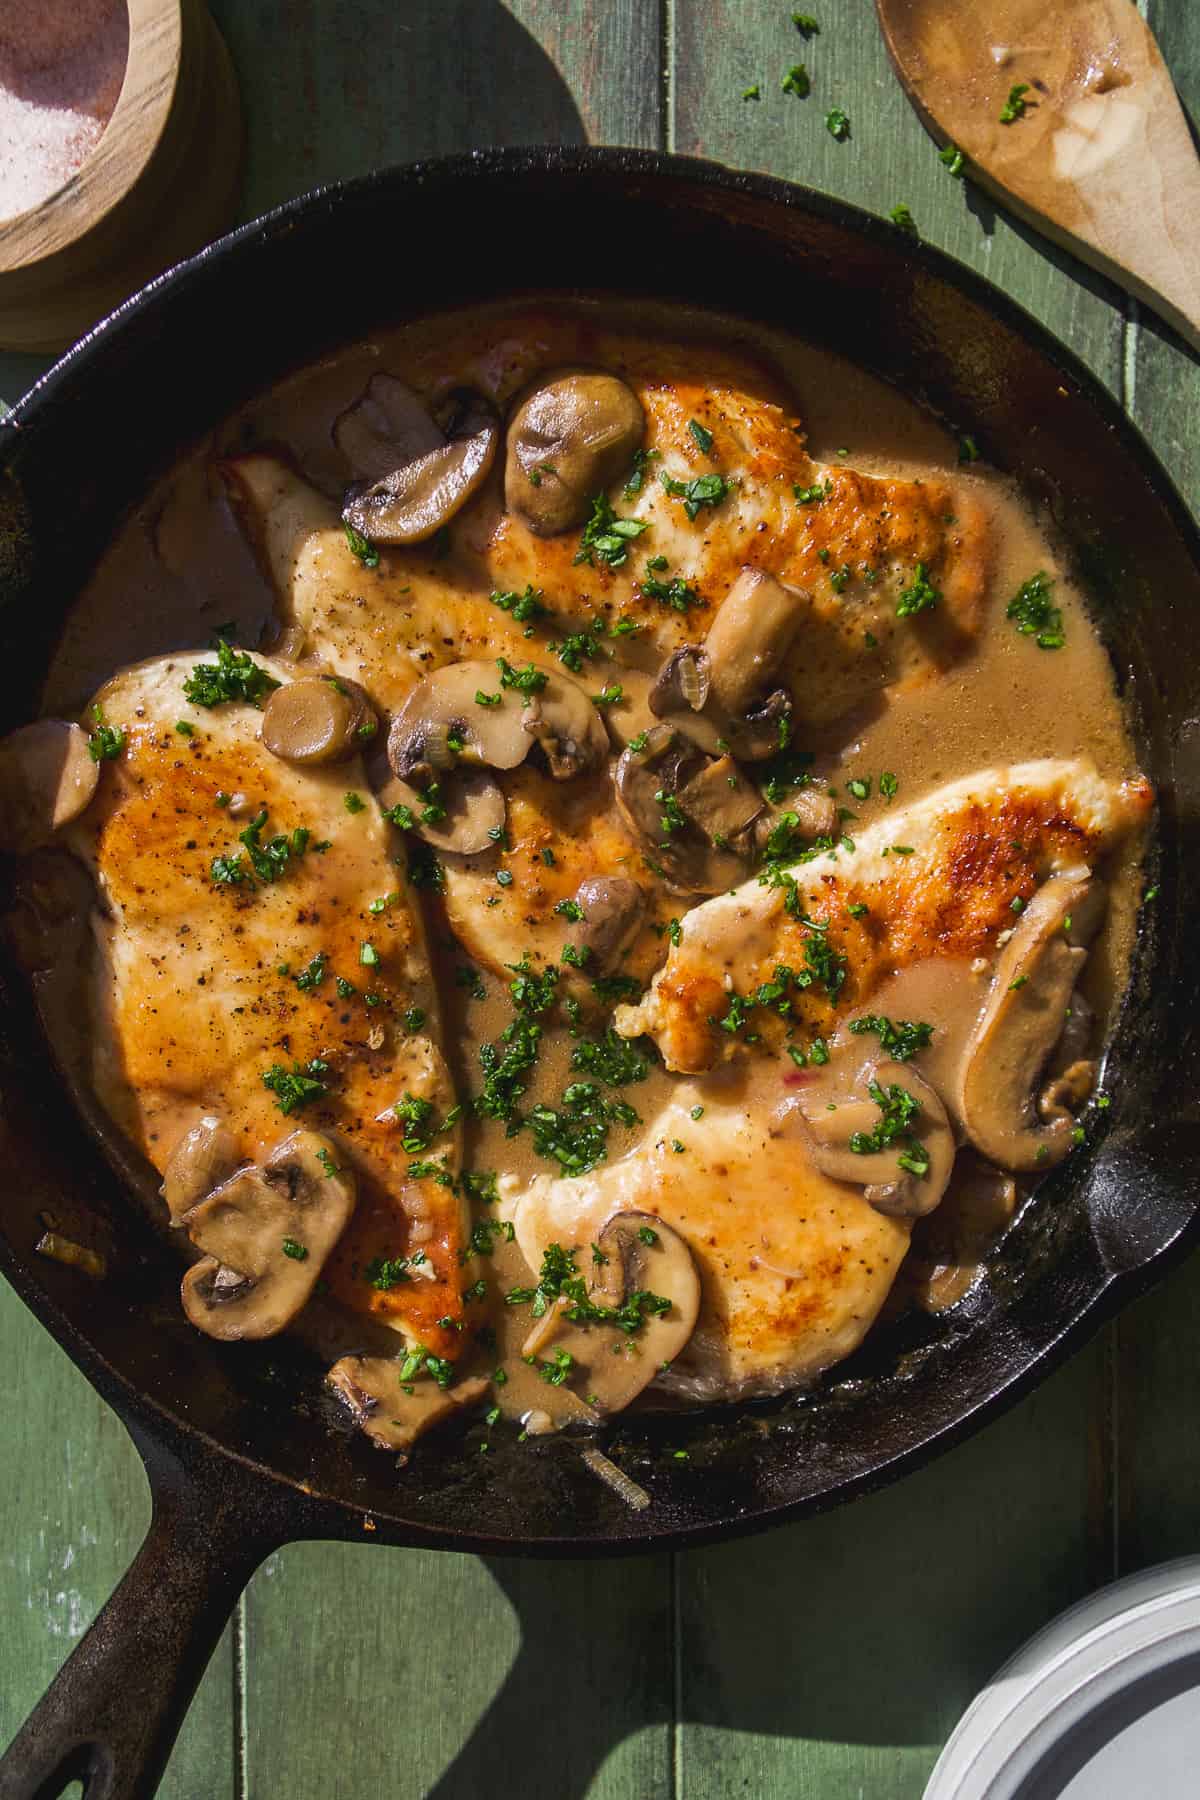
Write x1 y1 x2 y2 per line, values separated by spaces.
0 1 130 222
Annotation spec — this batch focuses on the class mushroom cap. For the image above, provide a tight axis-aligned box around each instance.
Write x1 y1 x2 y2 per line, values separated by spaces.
327 1356 488 1458
0 720 99 853
614 725 754 895
161 1114 239 1225
791 1061 956 1219
378 768 505 856
342 389 498 545
562 875 646 973
519 673 610 780
520 1212 701 1415
333 373 445 482
957 869 1106 1172
180 1129 356 1340
389 661 537 778
505 368 645 536
260 675 377 766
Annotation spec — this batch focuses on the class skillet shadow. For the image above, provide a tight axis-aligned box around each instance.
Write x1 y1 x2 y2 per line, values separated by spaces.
206 0 587 220
424 1343 1108 1797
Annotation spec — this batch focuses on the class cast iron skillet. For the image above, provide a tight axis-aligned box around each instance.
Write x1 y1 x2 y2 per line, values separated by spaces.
0 146 1198 1800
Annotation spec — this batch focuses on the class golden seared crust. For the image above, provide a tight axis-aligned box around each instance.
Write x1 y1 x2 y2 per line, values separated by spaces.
225 312 991 729
72 654 469 1356
620 760 1154 1073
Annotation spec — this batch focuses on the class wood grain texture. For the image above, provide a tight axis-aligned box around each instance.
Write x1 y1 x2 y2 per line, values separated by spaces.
0 1286 236 1798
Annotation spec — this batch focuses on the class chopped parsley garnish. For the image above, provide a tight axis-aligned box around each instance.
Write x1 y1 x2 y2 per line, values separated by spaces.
592 683 623 707
359 941 380 967
554 898 584 922
959 434 980 463
591 972 643 1005
553 620 607 673
293 952 328 992
87 705 125 762
849 1078 929 1177
829 563 852 593
463 1170 500 1210
575 492 650 567
890 203 918 234
316 1147 340 1179
880 770 899 801
848 1014 934 1062
491 584 545 623
515 1243 670 1336
182 640 280 710
660 470 732 521
456 963 486 1001
688 419 714 455
528 1084 640 1175
540 846 556 866
570 1028 654 1087
626 731 649 754
846 777 871 802
794 479 832 504
281 1237 308 1261
1006 571 1064 649
640 563 701 612
211 809 311 890
939 143 965 177
782 63 810 97
261 1058 329 1115
825 107 850 140
496 658 549 695
343 791 365 814
364 1255 409 1290
999 83 1032 124
344 521 379 568
624 447 659 497
759 746 815 807
175 720 194 737
896 562 940 617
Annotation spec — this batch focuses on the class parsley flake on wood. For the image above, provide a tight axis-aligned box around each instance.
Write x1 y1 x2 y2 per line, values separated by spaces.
782 63 811 97
1006 571 1064 649
825 107 850 141
889 203 918 234
792 10 818 33
183 640 280 710
261 1059 329 1115
939 143 966 177
742 82 762 101
1000 83 1032 124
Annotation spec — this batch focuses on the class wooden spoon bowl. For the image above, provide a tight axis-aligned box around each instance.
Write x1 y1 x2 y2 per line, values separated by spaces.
877 0 1200 353
0 0 240 354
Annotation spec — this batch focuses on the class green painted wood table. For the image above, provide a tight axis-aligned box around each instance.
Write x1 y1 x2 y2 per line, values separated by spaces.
3 4 1199 1795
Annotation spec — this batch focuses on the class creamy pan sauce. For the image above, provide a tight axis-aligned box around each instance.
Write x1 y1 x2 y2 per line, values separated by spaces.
7 300 1149 1463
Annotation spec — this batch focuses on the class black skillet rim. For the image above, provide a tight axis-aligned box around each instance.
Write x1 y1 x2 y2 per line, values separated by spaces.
0 143 1196 1557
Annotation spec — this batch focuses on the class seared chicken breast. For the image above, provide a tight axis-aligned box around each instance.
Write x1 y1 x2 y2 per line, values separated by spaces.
69 652 469 1356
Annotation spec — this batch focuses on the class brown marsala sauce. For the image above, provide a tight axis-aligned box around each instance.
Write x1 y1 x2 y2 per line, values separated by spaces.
28 299 1147 1435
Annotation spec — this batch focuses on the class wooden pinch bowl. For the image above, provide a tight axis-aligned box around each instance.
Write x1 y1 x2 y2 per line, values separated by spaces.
0 0 241 354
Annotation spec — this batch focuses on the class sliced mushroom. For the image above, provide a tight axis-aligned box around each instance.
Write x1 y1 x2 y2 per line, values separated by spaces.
505 368 645 535
958 870 1107 1172
614 725 754 894
562 875 646 972
378 768 505 856
0 720 100 853
908 1150 1018 1312
649 567 807 762
599 666 659 751
161 1115 239 1224
260 675 377 766
327 1356 489 1460
342 388 498 546
180 1129 356 1340
389 662 534 780
675 755 764 840
754 787 840 852
333 374 445 482
792 1061 955 1218
521 1213 700 1415
520 675 609 779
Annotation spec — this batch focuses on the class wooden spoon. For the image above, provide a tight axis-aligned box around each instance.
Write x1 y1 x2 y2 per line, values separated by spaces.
876 0 1200 352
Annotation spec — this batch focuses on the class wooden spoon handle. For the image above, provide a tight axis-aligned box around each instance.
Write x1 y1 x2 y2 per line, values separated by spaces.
877 0 1200 352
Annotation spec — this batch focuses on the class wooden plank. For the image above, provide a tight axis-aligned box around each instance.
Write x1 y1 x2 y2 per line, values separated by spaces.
668 5 1128 1796
0 1284 236 1797
669 0 1123 387
243 1544 672 1798
676 1344 1110 1800
215 5 676 1797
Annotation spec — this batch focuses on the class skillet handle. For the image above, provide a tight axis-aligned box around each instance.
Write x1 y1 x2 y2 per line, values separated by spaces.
0 1434 281 1800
